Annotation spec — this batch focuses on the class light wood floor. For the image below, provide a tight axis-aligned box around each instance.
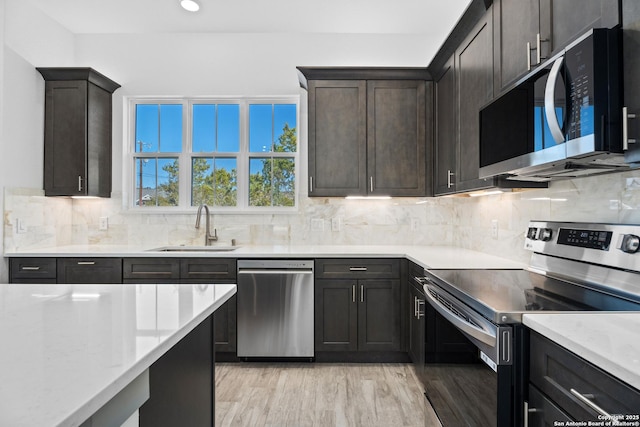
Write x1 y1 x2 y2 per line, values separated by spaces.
215 363 442 427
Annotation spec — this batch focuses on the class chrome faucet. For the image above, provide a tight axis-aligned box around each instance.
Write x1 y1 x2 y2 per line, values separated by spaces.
195 204 218 246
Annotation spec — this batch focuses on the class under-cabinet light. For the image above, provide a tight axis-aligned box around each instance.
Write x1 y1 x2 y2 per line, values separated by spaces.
468 190 504 197
345 196 392 200
180 0 200 12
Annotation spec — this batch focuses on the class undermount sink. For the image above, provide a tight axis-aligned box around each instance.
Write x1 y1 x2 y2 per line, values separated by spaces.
146 245 240 252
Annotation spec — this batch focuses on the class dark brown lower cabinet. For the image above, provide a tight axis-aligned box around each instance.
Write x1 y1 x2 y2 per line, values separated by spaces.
528 331 640 424
314 278 401 354
57 258 122 284
139 314 214 427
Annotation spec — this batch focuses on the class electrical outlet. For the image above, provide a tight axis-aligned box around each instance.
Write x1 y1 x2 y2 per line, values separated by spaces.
331 217 341 232
491 219 499 239
311 218 324 231
411 218 419 231
99 217 109 231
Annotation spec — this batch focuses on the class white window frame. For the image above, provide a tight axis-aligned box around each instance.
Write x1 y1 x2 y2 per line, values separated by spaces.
124 96 300 213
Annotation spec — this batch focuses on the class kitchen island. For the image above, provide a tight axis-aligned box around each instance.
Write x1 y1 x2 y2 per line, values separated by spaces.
0 282 236 427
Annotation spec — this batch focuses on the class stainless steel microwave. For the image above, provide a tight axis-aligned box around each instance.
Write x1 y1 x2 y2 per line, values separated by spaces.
479 28 629 181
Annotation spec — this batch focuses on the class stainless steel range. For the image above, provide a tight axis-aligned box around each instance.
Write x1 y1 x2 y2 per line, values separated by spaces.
420 221 640 427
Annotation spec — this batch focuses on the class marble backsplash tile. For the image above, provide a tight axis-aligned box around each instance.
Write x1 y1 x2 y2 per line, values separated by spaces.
5 168 640 263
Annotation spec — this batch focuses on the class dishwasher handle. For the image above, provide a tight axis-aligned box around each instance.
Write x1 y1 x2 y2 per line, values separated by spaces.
238 269 314 275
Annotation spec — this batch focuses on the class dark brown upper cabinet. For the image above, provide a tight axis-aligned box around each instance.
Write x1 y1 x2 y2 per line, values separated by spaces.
299 68 431 197
37 68 120 197
493 0 619 92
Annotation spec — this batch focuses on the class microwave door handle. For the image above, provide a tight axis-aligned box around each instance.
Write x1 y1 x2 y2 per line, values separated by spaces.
544 56 565 145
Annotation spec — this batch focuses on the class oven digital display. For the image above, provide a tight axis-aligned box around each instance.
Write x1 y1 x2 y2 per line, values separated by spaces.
557 228 612 250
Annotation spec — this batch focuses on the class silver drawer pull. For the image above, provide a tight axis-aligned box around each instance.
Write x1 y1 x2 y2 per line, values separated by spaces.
77 261 96 265
349 267 367 272
570 388 613 419
21 266 41 271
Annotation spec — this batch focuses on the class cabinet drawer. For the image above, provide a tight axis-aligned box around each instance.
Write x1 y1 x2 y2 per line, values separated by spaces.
527 384 571 426
10 258 57 281
315 258 400 279
123 258 180 281
180 258 236 281
57 258 122 284
530 331 640 419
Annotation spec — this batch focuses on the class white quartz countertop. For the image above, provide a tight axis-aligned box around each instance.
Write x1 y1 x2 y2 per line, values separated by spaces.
0 283 236 427
4 244 526 270
523 313 640 391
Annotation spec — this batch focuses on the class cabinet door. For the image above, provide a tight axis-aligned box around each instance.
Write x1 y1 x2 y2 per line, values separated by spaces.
456 10 495 192
57 258 122 284
527 385 571 426
213 295 237 353
123 258 180 283
9 258 57 283
44 80 88 196
408 284 426 373
358 279 401 351
494 0 540 91
434 57 457 195
308 80 367 197
180 258 236 282
623 0 640 163
367 80 427 196
543 0 619 57
314 279 358 351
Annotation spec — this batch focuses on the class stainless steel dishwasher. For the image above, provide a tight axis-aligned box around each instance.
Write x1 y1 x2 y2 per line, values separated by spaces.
236 259 314 359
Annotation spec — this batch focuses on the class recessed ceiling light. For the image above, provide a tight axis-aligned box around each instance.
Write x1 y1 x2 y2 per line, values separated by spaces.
180 0 200 12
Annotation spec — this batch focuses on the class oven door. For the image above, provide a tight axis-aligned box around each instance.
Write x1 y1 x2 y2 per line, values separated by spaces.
423 282 513 427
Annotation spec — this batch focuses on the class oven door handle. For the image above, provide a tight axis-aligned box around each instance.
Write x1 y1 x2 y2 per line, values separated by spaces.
423 283 497 347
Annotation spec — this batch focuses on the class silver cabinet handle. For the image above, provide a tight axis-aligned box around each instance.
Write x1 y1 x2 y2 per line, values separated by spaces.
447 170 454 188
414 296 419 317
77 261 96 265
570 389 613 419
360 284 364 303
352 284 356 303
523 401 540 427
349 267 367 272
537 33 549 65
623 106 637 150
309 176 313 193
527 42 532 71
370 176 374 193
78 175 83 192
21 266 41 271
544 56 565 144
417 299 425 319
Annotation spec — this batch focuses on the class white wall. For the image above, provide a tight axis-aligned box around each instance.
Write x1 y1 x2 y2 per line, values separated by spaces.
1 0 75 281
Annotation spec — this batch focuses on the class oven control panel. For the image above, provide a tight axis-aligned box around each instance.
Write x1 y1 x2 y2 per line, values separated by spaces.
557 228 612 250
525 221 640 273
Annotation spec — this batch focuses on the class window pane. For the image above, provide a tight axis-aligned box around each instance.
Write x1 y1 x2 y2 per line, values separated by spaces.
218 105 240 152
135 105 159 152
157 158 179 206
159 105 182 152
249 157 295 207
272 158 295 206
134 157 156 206
192 157 237 207
192 157 213 205
193 105 216 152
213 158 237 207
249 158 271 206
274 104 297 152
249 104 272 153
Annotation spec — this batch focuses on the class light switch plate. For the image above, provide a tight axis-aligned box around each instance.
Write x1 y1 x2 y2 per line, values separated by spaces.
331 217 341 232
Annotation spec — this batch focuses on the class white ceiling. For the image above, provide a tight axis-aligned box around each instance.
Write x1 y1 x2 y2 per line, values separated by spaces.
27 0 471 36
